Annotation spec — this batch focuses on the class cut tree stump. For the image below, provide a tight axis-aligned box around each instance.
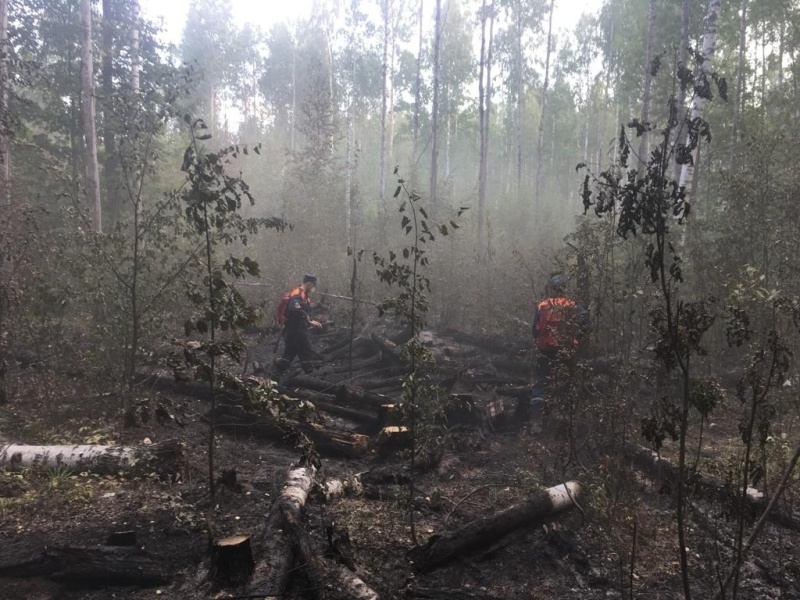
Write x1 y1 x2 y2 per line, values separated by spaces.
376 426 411 456
0 544 169 588
210 535 254 587
411 481 582 571
0 439 184 478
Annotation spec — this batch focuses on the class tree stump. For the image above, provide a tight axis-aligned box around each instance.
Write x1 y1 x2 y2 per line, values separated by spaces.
210 535 254 587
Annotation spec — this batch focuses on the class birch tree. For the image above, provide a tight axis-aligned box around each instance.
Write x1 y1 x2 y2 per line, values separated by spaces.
0 0 8 206
678 0 722 207
636 0 657 170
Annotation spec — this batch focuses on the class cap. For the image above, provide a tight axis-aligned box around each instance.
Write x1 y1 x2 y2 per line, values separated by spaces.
303 274 318 284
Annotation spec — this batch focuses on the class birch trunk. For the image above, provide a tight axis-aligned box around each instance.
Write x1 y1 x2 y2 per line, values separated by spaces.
131 0 140 94
81 0 102 232
0 440 183 477
678 0 722 207
637 0 657 170
672 0 690 181
379 0 390 215
0 0 9 206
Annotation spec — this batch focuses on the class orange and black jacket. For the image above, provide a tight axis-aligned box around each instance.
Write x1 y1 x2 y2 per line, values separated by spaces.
533 296 589 351
285 286 312 326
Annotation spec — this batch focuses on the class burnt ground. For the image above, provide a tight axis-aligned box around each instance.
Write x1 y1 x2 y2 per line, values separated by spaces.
1 323 799 600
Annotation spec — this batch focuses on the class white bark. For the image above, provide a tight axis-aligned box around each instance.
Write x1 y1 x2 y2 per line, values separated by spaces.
0 0 9 206
0 442 180 476
131 0 140 94
678 0 722 206
637 0 657 170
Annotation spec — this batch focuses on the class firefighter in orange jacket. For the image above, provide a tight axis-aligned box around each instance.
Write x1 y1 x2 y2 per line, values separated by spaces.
531 275 589 411
274 274 323 376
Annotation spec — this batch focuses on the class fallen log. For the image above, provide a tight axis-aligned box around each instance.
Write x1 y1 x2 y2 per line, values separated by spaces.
410 481 582 572
444 330 526 354
0 439 184 478
276 465 380 600
335 385 394 410
488 358 532 376
625 443 800 531
324 337 375 362
407 587 506 600
370 333 404 364
0 544 169 588
257 465 316 600
318 353 385 377
213 404 369 458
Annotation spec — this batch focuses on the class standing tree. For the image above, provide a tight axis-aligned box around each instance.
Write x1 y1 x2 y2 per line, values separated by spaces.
179 118 285 498
580 44 726 600
80 0 102 232
0 0 9 206
534 0 554 209
429 0 441 211
677 0 722 205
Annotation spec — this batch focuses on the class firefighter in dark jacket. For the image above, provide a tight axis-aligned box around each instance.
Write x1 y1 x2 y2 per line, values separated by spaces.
274 274 323 376
531 275 589 425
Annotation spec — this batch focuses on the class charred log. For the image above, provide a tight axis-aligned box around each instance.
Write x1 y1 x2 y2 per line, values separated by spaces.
411 481 582 571
212 403 369 458
0 545 169 588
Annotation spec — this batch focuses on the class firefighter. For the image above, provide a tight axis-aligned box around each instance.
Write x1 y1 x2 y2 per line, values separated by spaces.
273 274 323 377
530 275 589 427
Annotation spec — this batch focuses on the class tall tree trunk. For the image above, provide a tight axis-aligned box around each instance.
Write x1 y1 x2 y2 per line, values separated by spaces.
672 0 690 181
411 0 423 187
131 0 140 95
290 42 296 152
445 84 451 179
678 0 721 208
0 0 9 206
101 0 118 222
379 0 390 214
515 0 524 210
478 0 495 248
81 0 102 233
637 0 657 170
388 8 396 161
729 0 747 171
429 0 441 209
534 0 555 211
478 0 486 221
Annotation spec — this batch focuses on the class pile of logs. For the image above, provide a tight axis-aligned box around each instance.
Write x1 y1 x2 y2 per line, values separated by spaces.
205 327 536 459
231 461 583 598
